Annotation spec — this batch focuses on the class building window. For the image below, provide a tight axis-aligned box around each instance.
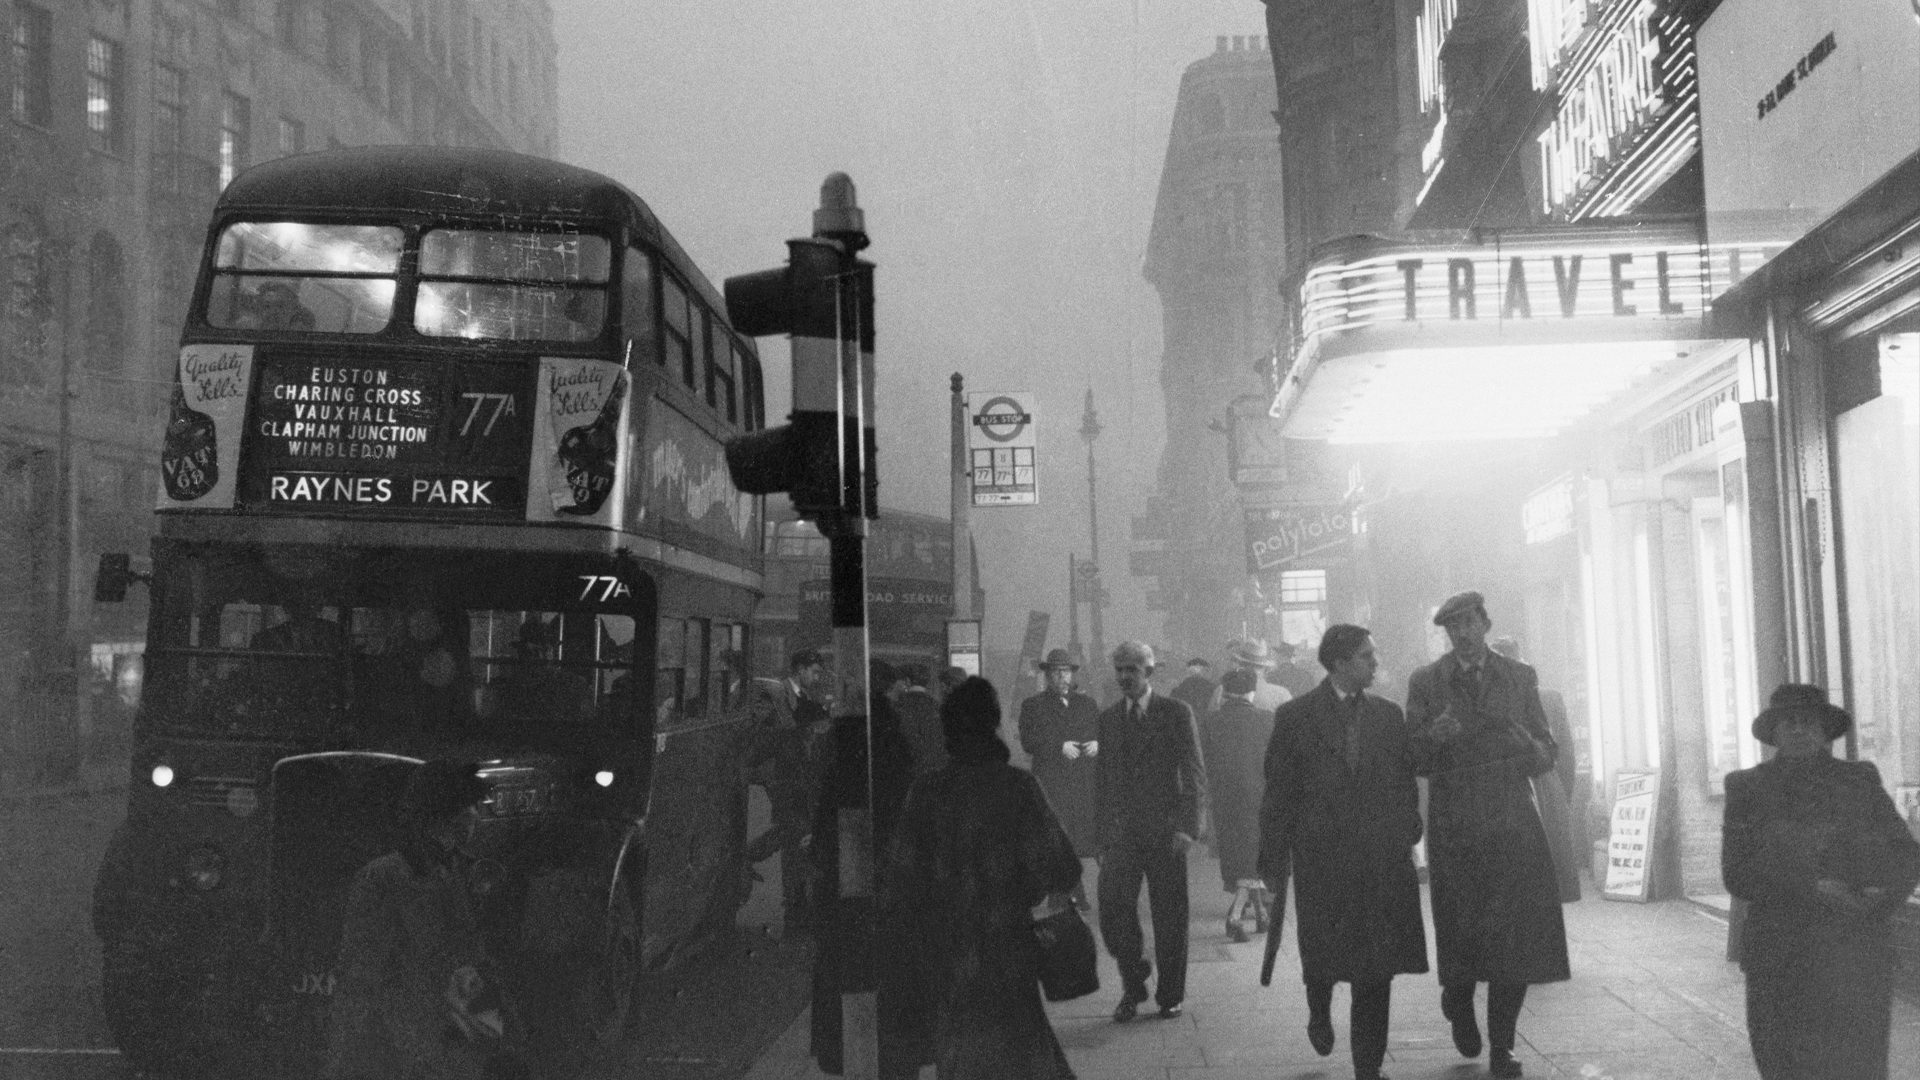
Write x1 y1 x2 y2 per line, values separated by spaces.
153 64 185 194
1278 569 1327 604
275 0 299 50
10 3 51 128
277 115 304 157
2 216 51 389
84 232 126 373
87 37 127 154
220 90 251 189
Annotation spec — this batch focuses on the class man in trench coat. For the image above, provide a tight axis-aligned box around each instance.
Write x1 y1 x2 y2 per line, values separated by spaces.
1406 591 1570 1080
1259 625 1427 1080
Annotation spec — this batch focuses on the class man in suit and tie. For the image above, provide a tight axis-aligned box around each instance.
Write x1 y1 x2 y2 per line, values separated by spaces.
1259 625 1427 1080
1095 640 1207 1023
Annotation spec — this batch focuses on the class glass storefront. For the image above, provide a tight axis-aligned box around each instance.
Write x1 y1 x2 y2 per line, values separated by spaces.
1836 330 1920 831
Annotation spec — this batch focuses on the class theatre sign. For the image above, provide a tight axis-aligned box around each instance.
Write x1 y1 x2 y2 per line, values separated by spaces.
1271 227 1781 443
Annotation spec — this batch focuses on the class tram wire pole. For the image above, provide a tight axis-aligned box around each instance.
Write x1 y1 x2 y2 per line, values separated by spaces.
816 173 880 1080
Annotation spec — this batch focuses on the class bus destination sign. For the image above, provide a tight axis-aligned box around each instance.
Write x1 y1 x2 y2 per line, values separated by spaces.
242 356 531 515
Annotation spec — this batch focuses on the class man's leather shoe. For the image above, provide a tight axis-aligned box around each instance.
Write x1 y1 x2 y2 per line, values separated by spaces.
1489 1049 1522 1078
1447 1011 1483 1058
1112 993 1145 1023
1225 919 1249 943
1306 1016 1334 1056
1156 1003 1183 1020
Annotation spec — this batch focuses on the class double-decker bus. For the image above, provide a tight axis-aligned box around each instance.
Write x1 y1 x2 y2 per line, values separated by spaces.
755 504 981 678
90 146 766 1077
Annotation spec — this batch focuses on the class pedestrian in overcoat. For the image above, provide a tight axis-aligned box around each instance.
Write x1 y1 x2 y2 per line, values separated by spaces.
1405 591 1568 1080
809 693 924 1079
1202 668 1274 941
1094 640 1206 1022
1017 648 1102 856
886 676 1082 1080
1722 683 1920 1080
1259 625 1427 1080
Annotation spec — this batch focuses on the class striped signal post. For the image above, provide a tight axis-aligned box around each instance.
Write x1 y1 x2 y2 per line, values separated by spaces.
722 172 878 1077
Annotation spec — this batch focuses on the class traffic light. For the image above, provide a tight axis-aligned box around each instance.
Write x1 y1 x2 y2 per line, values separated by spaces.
723 237 848 522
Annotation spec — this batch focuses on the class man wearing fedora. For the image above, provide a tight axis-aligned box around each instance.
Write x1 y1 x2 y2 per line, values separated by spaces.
1722 683 1920 1080
1210 638 1293 715
1405 591 1569 1079
1018 648 1102 872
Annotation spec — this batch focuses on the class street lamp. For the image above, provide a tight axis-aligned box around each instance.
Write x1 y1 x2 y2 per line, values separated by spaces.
1080 388 1105 670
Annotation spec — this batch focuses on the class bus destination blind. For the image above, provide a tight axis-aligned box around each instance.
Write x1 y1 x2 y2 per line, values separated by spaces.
243 356 530 515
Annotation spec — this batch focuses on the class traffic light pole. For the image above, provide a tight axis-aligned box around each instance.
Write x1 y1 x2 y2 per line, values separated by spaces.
722 174 878 1078
818 173 880 1080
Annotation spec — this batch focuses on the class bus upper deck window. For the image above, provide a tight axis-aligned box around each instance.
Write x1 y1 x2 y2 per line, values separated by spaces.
207 221 402 334
416 229 611 342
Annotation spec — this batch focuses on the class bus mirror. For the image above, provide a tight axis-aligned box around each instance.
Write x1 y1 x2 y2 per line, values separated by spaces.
94 553 151 603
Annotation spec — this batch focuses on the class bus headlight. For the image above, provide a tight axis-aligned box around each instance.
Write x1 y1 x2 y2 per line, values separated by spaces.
151 763 175 788
593 770 615 789
185 846 226 891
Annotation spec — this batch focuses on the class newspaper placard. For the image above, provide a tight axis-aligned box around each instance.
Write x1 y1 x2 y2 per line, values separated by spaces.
1602 770 1661 902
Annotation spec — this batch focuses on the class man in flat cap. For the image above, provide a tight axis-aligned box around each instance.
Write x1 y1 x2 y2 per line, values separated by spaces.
1018 648 1102 885
1405 591 1569 1079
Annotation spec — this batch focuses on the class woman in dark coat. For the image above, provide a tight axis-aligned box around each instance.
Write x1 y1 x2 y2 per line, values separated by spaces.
887 677 1082 1080
1722 683 1920 1080
1258 626 1426 1080
810 691 924 1079
1203 668 1276 941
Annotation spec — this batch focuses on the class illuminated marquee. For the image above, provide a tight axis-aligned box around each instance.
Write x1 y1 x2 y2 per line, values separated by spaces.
1533 0 1700 220
1300 236 1773 340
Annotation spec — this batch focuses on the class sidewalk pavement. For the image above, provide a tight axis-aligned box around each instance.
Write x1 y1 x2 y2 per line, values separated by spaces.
746 849 1920 1080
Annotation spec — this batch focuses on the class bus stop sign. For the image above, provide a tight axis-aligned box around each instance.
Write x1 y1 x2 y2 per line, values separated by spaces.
967 391 1037 506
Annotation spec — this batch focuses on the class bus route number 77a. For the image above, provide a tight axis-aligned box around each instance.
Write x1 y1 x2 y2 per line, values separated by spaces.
579 575 632 603
459 392 518 437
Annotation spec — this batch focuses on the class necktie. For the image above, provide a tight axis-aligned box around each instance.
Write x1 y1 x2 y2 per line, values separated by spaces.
1344 694 1362 770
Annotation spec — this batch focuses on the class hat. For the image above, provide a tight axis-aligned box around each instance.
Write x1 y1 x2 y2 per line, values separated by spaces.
790 648 825 670
400 760 489 822
869 659 900 687
1226 639 1276 670
1752 683 1852 746
1035 648 1079 672
1185 657 1211 669
1432 591 1488 626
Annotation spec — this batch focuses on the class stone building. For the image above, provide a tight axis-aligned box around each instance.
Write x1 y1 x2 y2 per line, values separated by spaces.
1136 35 1289 662
0 0 558 786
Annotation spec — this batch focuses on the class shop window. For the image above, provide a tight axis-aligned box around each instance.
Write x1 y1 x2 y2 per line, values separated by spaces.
1835 331 1920 811
1278 569 1326 604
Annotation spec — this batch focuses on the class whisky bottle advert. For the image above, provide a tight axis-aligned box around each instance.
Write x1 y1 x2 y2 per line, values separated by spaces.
529 357 628 524
159 344 254 508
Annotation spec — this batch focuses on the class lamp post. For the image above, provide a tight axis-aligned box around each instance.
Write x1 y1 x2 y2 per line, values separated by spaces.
1080 389 1105 670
